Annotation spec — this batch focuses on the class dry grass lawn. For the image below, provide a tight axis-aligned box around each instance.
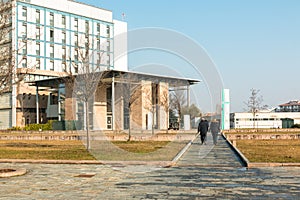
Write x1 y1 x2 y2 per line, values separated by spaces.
0 139 188 161
0 140 95 160
237 140 300 163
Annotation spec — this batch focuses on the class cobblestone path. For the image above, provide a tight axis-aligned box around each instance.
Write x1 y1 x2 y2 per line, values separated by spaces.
0 134 299 199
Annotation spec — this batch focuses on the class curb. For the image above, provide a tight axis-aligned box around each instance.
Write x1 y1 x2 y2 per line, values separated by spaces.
0 168 27 178
222 133 300 168
170 133 200 166
222 132 250 168
0 159 173 167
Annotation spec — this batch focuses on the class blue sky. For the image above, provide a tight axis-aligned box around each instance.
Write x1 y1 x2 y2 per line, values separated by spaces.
84 0 300 112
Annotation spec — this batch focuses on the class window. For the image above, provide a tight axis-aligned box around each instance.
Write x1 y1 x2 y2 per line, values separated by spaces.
74 18 78 29
96 39 100 50
36 26 40 40
85 20 89 33
74 50 78 61
106 39 110 52
62 31 66 44
36 59 40 70
50 12 54 26
50 93 58 105
22 22 27 39
22 46 27 55
74 33 78 47
62 15 66 26
62 63 66 72
50 60 54 71
107 54 110 66
106 25 110 36
50 45 54 58
36 43 40 55
97 23 100 33
36 9 40 23
50 29 54 42
22 6 27 18
22 58 27 68
62 46 66 61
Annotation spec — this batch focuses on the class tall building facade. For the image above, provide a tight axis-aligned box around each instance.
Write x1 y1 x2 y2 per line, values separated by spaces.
0 0 127 129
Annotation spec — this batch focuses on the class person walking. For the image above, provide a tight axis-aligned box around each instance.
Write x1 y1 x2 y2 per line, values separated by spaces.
198 118 209 144
210 119 220 145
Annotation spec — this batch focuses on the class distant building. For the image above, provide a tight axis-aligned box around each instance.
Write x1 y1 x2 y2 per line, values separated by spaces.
233 101 300 129
275 101 300 112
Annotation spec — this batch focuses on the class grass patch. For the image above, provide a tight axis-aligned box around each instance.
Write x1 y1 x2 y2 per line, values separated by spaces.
112 141 170 153
0 139 189 161
224 129 300 135
0 140 95 160
237 140 300 163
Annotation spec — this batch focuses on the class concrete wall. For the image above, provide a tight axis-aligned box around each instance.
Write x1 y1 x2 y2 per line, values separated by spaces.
93 85 107 130
234 112 300 129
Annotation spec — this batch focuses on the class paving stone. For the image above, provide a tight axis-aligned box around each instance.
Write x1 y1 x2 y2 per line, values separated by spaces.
0 134 300 199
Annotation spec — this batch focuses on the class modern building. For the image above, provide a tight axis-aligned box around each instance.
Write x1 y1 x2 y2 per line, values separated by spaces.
275 101 300 113
0 0 199 130
0 0 128 129
233 106 300 129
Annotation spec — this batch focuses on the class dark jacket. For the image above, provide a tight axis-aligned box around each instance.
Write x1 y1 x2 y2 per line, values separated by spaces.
198 120 209 134
210 121 220 134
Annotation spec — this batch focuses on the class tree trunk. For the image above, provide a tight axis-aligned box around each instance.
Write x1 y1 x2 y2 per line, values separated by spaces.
85 101 90 150
128 108 131 141
152 106 155 135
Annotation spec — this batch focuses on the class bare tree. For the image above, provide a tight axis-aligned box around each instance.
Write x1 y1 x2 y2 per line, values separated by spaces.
244 88 268 128
62 31 109 150
116 72 141 141
182 104 201 120
0 0 14 95
169 88 187 129
158 83 170 133
142 82 156 135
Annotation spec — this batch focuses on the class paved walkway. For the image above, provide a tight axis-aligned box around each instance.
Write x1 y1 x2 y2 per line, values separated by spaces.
0 134 300 199
177 133 243 167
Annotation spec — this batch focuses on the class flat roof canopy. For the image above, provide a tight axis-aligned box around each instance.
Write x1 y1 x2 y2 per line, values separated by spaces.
28 69 201 88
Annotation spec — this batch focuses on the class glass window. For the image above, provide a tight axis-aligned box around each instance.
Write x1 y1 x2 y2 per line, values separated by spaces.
62 31 66 43
22 58 27 68
106 25 110 36
36 9 40 23
50 46 54 58
50 29 54 42
74 18 78 29
36 27 40 40
97 23 100 33
36 43 40 55
85 20 89 33
22 6 27 18
36 59 40 70
50 60 54 71
50 12 54 26
62 15 66 26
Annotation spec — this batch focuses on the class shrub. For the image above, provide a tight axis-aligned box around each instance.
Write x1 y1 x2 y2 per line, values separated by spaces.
23 121 53 131
291 124 300 129
8 126 23 131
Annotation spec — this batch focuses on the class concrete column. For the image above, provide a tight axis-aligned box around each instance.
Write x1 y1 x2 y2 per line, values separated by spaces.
11 85 17 127
112 76 115 130
36 86 39 124
187 85 190 108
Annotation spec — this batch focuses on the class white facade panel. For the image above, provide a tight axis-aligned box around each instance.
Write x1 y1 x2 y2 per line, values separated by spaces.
28 0 113 23
234 112 300 129
0 110 12 129
113 20 128 71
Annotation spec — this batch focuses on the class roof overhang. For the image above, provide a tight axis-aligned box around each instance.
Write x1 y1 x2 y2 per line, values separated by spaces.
27 69 201 88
